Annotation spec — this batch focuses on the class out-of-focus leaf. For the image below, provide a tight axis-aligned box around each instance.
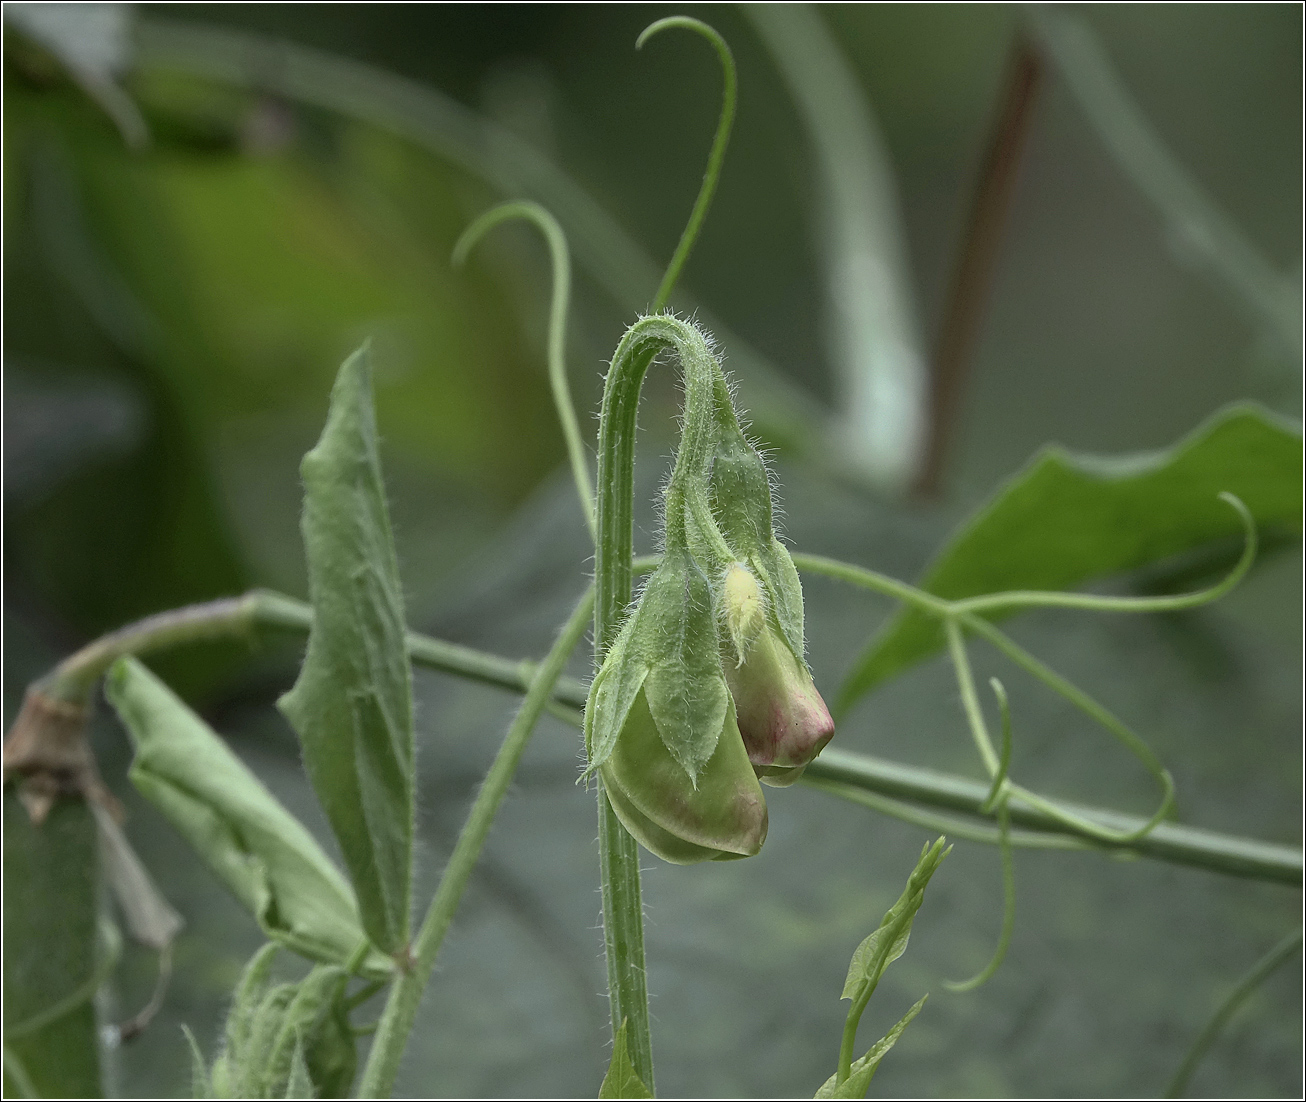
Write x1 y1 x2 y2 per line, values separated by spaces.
838 403 1303 711
91 801 184 951
105 657 390 977
284 1039 313 1100
2 793 103 1098
814 995 928 1099
598 1019 653 1100
5 1 148 148
278 345 414 956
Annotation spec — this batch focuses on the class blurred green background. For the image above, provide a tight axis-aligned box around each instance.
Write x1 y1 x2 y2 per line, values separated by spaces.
4 3 1300 1098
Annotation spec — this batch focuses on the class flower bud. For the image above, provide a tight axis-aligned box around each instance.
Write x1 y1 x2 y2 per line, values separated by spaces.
599 687 767 865
720 564 835 787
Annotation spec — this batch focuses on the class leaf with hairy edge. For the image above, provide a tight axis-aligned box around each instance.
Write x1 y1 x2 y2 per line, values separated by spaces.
838 403 1302 712
279 344 415 955
106 659 390 978
584 613 649 775
598 1019 653 1099
640 548 730 782
815 996 928 1099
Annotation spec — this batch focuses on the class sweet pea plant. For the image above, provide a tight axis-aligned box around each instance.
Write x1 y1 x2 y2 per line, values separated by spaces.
4 15 1301 1101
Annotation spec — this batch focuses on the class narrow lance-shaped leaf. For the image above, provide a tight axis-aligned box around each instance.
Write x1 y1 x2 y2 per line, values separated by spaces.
843 838 950 1003
839 403 1302 711
815 995 928 1099
279 344 416 955
106 658 390 977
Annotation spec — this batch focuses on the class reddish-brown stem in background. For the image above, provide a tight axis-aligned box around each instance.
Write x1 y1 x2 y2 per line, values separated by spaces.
915 37 1042 498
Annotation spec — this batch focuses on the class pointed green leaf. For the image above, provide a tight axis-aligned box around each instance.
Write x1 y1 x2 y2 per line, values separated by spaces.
842 839 949 1002
815 996 928 1099
106 659 390 977
278 344 415 955
640 549 730 781
838 403 1302 711
598 1019 653 1099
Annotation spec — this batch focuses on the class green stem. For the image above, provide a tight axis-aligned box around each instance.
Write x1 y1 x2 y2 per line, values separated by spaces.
356 588 594 1098
453 201 596 539
805 749 1301 885
835 904 915 1084
1165 927 1303 1097
945 618 1001 776
801 778 1088 852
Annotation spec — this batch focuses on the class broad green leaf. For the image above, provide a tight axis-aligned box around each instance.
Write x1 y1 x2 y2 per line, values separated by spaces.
641 548 730 782
843 839 949 1003
2 793 103 1098
815 995 928 1099
106 658 390 977
838 403 1302 711
598 1020 653 1099
278 345 415 955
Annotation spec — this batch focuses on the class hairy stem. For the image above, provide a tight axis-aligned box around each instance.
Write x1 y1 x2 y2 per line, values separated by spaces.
591 315 728 1089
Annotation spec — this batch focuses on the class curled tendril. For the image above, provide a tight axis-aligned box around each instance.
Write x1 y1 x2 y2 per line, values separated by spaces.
944 802 1016 993
453 201 595 540
636 16 738 311
953 492 1257 617
946 677 1016 993
981 677 1013 814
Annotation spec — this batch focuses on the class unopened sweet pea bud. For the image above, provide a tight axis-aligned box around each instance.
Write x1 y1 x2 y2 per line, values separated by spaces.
600 687 767 865
721 565 834 787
